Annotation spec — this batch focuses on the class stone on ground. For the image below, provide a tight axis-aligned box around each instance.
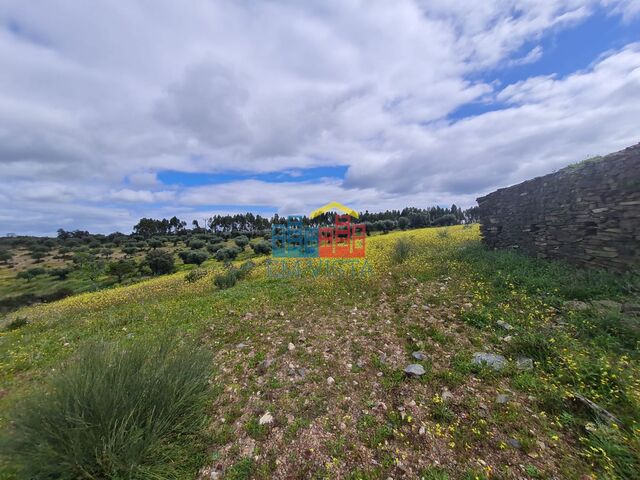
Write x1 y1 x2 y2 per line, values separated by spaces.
404 364 426 376
472 352 507 371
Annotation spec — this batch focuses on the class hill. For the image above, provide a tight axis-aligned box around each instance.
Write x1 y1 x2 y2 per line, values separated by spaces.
1 225 639 479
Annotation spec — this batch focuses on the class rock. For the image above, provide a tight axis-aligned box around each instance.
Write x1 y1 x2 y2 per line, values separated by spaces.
404 364 426 377
507 438 521 449
259 412 274 425
441 388 454 402
297 368 306 379
288 342 295 351
592 300 621 312
356 358 365 368
622 303 640 315
496 320 513 331
257 358 274 375
327 376 335 385
472 352 507 371
517 357 534 370
236 343 249 349
412 351 427 361
564 300 589 311
496 394 509 404
379 353 387 365
502 335 513 343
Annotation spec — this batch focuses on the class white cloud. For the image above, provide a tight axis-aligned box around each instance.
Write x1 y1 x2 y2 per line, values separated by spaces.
0 0 638 234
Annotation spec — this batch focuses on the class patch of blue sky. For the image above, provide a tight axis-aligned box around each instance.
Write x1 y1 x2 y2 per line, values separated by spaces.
157 165 348 187
448 10 640 121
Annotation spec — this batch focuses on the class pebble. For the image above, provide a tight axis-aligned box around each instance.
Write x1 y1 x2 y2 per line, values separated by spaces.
411 351 427 361
259 412 273 425
288 342 295 351
327 376 335 385
441 388 454 402
404 364 426 376
496 393 509 404
496 320 513 331
472 352 507 371
507 438 521 449
517 357 534 370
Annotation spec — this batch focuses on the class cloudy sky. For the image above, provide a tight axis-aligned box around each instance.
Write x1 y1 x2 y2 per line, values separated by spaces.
1 0 639 235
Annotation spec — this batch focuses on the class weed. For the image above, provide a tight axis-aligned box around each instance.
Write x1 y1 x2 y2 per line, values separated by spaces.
2 336 212 479
392 237 413 264
420 466 450 479
226 457 255 480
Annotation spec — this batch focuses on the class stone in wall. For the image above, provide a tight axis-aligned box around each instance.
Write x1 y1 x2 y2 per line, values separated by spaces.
476 143 640 272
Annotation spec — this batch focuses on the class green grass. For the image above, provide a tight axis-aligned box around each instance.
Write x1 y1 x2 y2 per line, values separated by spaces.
1 225 638 479
1 335 212 479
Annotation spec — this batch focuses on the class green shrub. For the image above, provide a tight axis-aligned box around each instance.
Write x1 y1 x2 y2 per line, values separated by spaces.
214 261 255 290
250 240 271 255
145 249 175 275
189 239 206 250
206 242 224 254
2 337 212 479
392 237 412 264
215 246 241 262
234 235 250 248
179 250 209 266
185 268 208 283
580 424 640 479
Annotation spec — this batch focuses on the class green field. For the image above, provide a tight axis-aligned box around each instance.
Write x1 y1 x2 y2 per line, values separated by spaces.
1 225 638 479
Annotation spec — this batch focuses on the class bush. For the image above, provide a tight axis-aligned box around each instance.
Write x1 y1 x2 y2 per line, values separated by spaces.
215 246 241 262
3 337 212 479
179 250 209 266
234 235 249 248
185 268 208 283
189 239 206 250
49 267 73 280
106 259 138 282
16 267 47 282
206 243 224 254
250 240 271 255
392 237 413 264
0 250 12 264
148 238 164 249
214 261 255 289
145 249 175 275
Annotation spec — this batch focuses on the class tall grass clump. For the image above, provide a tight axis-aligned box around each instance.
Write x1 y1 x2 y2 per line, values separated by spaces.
3 336 212 479
392 237 413 264
214 260 255 289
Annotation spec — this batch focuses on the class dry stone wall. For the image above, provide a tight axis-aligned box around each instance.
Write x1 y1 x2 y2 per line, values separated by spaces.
476 143 640 272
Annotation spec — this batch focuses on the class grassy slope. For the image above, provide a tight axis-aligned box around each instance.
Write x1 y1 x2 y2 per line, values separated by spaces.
1 225 639 479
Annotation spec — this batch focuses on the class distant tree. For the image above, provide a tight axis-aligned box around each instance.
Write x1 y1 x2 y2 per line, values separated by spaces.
30 248 48 263
234 235 249 248
122 246 137 256
215 246 241 262
397 217 410 230
179 250 208 266
250 240 271 255
148 238 164 249
17 267 47 282
49 267 72 280
145 250 174 275
0 250 12 264
432 214 457 226
206 243 224 254
107 259 137 282
188 239 206 250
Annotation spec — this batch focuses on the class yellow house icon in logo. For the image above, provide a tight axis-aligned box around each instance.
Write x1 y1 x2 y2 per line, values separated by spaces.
309 201 359 219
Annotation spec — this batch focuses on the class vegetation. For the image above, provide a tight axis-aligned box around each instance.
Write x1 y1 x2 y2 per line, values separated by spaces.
1 225 638 478
2 336 212 479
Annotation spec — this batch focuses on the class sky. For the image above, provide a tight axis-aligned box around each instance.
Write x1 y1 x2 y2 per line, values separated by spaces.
1 0 639 235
